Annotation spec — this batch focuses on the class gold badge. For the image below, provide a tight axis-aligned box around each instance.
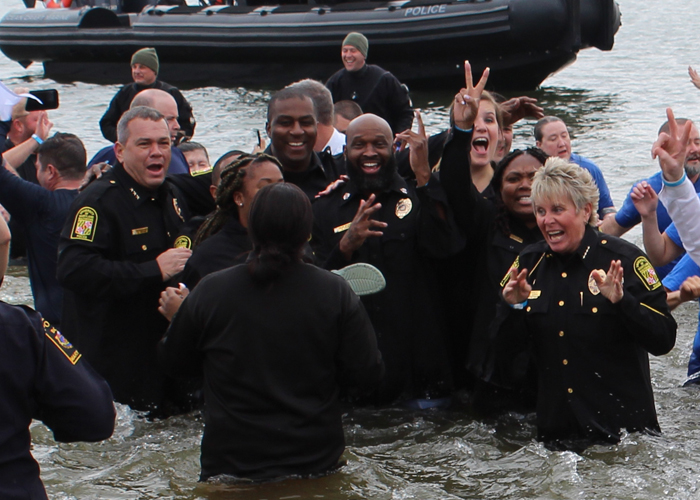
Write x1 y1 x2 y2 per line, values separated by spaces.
395 198 412 219
588 269 606 295
174 235 192 249
70 207 98 242
500 256 519 287
43 319 81 365
528 290 541 299
131 227 148 236
333 222 352 234
172 198 184 222
634 256 661 290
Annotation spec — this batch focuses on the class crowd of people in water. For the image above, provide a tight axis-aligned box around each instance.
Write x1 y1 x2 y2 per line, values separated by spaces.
4 30 700 496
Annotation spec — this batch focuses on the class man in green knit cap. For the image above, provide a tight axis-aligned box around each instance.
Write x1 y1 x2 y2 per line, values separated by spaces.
325 32 413 135
99 47 196 144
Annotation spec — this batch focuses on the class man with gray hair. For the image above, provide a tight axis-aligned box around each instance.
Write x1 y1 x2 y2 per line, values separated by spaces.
288 79 346 155
58 106 194 417
89 88 190 174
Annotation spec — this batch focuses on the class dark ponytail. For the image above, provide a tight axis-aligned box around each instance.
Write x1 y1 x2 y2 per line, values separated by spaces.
247 183 312 285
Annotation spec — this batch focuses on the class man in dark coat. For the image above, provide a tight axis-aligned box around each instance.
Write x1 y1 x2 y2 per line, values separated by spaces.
57 106 194 416
326 32 414 135
99 47 196 143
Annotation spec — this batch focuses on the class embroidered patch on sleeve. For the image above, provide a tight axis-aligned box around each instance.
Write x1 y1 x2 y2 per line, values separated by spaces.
500 256 519 288
174 235 192 249
634 256 661 290
43 319 82 365
70 207 98 242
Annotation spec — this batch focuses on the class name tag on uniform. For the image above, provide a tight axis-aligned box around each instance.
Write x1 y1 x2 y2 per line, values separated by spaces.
334 222 352 234
528 290 541 299
131 227 149 235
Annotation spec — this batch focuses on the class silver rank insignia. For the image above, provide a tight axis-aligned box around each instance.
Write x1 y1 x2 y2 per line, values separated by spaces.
395 198 412 219
400 187 408 194
343 193 351 200
588 269 605 295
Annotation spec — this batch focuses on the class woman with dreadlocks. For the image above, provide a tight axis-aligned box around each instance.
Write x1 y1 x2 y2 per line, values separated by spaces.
158 153 283 321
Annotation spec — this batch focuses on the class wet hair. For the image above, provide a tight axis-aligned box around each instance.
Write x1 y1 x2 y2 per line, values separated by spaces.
533 116 565 142
334 100 363 121
212 149 246 187
531 156 599 227
178 141 210 161
116 106 165 144
247 183 312 285
491 147 548 235
36 132 87 180
287 79 334 126
267 87 316 124
194 153 283 246
658 118 690 136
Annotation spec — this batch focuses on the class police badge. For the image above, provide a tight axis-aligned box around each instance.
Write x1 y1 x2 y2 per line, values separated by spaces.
395 198 412 219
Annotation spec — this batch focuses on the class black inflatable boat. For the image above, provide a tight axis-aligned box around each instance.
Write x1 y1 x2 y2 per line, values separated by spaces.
0 0 621 90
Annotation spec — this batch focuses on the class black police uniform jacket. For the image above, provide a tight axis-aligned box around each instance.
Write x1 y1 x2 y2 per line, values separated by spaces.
493 226 677 445
57 163 190 412
311 171 464 403
159 262 384 481
438 128 543 396
0 303 114 500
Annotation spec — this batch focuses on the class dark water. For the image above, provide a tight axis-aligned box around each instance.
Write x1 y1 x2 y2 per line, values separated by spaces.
3 0 700 498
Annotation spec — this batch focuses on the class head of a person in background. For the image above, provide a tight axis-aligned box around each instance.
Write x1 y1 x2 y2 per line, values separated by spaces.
178 141 211 175
247 182 312 284
470 90 502 171
491 147 549 232
657 118 700 179
266 87 317 172
210 149 246 198
531 156 599 255
35 132 87 191
534 116 572 161
341 32 368 73
115 106 171 190
131 88 180 143
195 153 284 245
334 100 363 135
344 113 396 194
131 47 159 86
491 92 513 163
9 86 42 144
287 79 336 152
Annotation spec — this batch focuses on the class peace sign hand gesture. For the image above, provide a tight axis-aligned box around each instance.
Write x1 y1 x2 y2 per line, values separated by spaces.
452 60 489 131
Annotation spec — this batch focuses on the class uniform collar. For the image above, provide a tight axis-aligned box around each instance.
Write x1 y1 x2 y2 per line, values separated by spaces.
574 225 602 262
113 162 166 206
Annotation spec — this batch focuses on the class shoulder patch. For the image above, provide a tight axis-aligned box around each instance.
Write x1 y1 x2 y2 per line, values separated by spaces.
43 319 82 365
70 207 98 242
634 256 662 290
500 256 519 288
174 235 192 249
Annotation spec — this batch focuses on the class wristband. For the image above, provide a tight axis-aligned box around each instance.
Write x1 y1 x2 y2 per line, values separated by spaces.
509 300 528 310
454 125 473 133
31 134 43 145
662 171 686 187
